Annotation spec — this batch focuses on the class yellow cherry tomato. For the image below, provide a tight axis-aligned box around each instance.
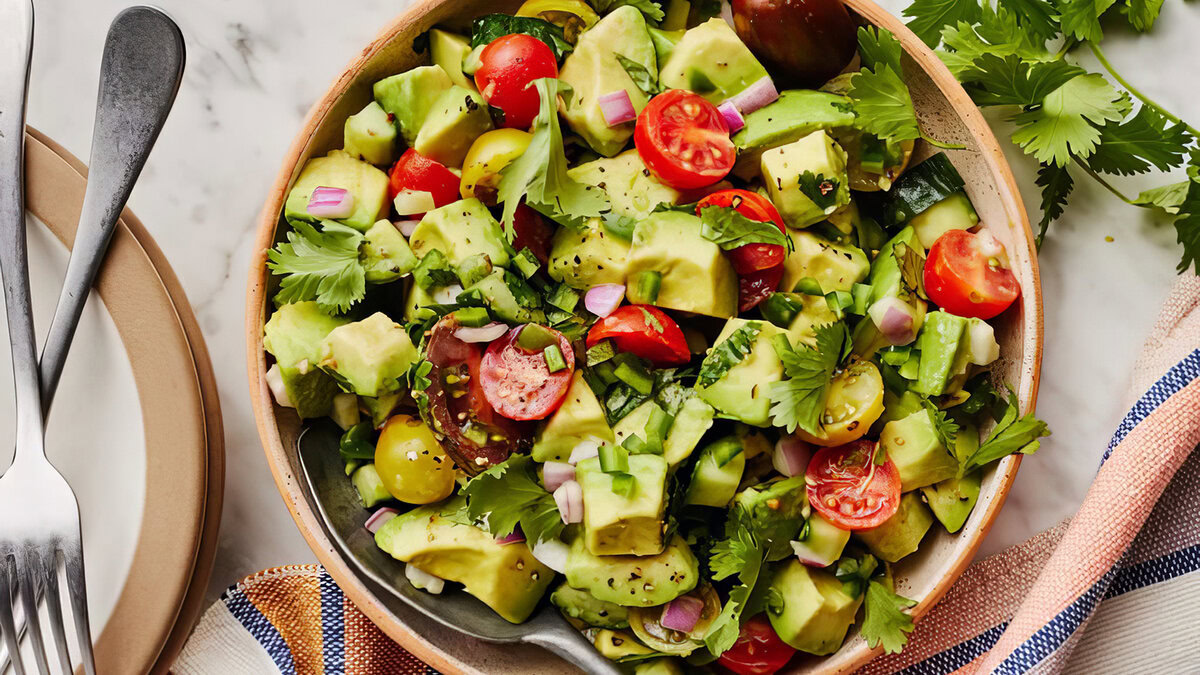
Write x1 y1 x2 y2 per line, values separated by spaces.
459 128 533 205
374 414 456 504
515 0 599 41
796 359 885 447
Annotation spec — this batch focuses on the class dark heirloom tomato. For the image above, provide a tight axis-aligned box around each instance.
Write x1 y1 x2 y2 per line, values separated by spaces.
731 0 858 88
806 439 901 530
474 33 559 130
635 89 735 190
739 264 784 313
924 229 1021 320
480 325 575 421
422 316 530 475
586 305 691 367
511 203 555 264
717 614 797 675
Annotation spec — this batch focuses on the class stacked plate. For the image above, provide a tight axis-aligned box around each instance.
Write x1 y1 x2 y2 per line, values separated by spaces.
0 129 223 673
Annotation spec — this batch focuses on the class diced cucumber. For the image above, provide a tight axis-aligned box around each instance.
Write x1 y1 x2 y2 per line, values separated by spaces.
684 437 745 508
352 464 392 508
884 153 966 225
911 191 979 249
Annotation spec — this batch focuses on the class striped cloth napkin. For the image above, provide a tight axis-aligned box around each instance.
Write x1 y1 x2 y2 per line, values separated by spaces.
179 276 1200 674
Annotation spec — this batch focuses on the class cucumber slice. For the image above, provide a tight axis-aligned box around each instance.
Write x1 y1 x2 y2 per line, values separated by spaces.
884 153 966 225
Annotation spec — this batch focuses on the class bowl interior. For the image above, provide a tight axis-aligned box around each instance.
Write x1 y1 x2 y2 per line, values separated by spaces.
247 1 1042 672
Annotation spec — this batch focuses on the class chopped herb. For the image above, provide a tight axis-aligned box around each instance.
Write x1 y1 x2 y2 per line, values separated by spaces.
797 171 843 211
461 455 565 545
697 322 763 388
698 205 791 252
614 53 661 96
962 387 1051 473
267 220 366 313
768 323 850 434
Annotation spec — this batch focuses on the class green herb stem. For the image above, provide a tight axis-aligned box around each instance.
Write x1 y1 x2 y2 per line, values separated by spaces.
1087 42 1200 139
1071 158 1137 207
919 132 967 150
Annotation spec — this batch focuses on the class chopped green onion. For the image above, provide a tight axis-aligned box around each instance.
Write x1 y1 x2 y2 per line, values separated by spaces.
456 287 486 307
851 283 873 315
642 403 673 455
613 355 654 395
586 340 617 367
880 345 912 366
593 361 619 385
761 293 804 328
599 443 630 473
513 248 540 279
622 433 649 454
547 284 581 312
794 276 824 296
455 253 494 287
628 271 662 305
825 290 853 318
543 344 568 373
517 323 558 351
611 472 636 496
454 307 491 327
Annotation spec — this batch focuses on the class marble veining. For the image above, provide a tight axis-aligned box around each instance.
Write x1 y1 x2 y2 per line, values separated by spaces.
22 0 1200 609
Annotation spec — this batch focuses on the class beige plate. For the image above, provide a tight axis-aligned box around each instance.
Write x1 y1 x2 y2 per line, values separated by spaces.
246 1 1043 672
24 129 224 674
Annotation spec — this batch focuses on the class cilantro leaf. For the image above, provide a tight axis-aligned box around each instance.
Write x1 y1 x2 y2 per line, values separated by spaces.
704 524 765 656
614 53 661 97
1086 106 1193 176
902 0 981 47
857 24 904 71
1035 162 1074 240
797 172 844 211
1133 180 1190 214
937 7 1052 78
861 581 917 654
470 14 573 59
698 205 790 250
1000 0 1061 41
768 324 849 434
845 27 921 145
834 552 879 598
1057 0 1119 42
697 321 762 389
923 398 959 449
462 455 565 545
962 388 1051 472
1124 0 1164 31
962 54 1084 107
498 78 610 235
893 241 928 300
267 220 366 313
1174 175 1200 273
1010 74 1125 166
589 0 665 22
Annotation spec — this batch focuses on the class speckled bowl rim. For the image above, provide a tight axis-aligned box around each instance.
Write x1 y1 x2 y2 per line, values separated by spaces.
245 1 1043 672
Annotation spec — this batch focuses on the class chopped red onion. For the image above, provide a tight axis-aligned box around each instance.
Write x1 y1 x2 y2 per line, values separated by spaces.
569 439 602 464
394 219 420 237
265 364 293 408
731 76 779 115
791 539 836 568
307 186 356 219
495 528 526 546
454 322 508 343
393 189 436 216
405 563 445 594
718 100 745 133
365 507 399 534
598 90 636 126
869 297 918 346
542 461 577 492
554 480 583 524
584 284 625 318
773 436 813 477
432 283 464 305
660 595 704 633
532 538 569 573
967 320 999 366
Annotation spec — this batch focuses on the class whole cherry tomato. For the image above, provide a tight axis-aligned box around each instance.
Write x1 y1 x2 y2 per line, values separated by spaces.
806 439 901 530
697 189 787 275
387 149 461 217
717 614 798 675
480 325 575 421
635 89 735 190
474 34 559 130
924 229 1020 320
586 305 690 367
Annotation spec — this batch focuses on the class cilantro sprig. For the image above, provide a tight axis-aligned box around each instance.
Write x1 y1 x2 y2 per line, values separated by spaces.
697 205 792 251
267 220 367 313
962 386 1051 473
767 323 850 434
835 552 916 654
461 455 565 545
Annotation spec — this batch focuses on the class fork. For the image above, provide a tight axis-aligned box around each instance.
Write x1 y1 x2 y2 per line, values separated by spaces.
0 3 184 674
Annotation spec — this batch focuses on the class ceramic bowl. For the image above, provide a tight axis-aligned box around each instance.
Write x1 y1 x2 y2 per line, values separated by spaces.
246 1 1043 671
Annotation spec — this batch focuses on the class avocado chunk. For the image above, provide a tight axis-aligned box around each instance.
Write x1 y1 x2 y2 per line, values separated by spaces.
793 511 850 566
263 301 348 418
374 499 555 623
373 65 453 146
351 463 391 508
559 6 657 156
684 436 745 508
697 319 788 427
550 582 630 628
409 198 511 268
362 220 418 283
881 408 959 491
867 226 922 303
430 29 478 92
344 101 398 167
855 491 934 562
659 18 769 104
911 191 978 249
565 535 699 607
284 150 390 231
568 150 682 219
362 390 403 429
403 282 437 322
731 90 858 180
913 311 970 397
611 397 716 469
625 211 738 318
319 313 419 397
548 217 631 289
593 629 658 660
532 371 616 462
414 86 494 168
635 657 686 675
781 230 869 296
577 454 669 556
921 425 982 533
767 560 863 655
464 269 545 324
733 475 807 560
761 132 852 229
785 292 839 348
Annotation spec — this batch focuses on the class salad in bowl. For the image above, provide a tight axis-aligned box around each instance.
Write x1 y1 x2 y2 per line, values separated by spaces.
258 0 1048 671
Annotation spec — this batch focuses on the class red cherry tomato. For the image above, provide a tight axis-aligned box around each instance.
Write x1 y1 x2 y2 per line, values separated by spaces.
474 34 558 130
512 203 555 264
697 189 787 274
924 229 1021 320
387 149 461 217
739 264 784 313
480 325 575 421
586 305 690 367
806 439 901 530
635 89 735 190
716 614 797 675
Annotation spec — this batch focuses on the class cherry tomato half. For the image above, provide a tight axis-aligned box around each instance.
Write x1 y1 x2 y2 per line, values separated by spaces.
512 203 555 264
480 325 575 421
739 264 784 313
387 149 461 216
474 34 559 130
806 439 901 530
586 305 691 367
924 229 1020 320
697 189 787 275
635 89 735 190
716 614 797 675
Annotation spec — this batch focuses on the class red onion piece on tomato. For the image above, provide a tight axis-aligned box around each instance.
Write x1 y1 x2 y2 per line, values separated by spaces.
307 186 356 219
773 436 813 477
584 284 625 318
730 76 779 114
660 595 704 633
718 100 745 133
554 480 583 524
453 322 508 343
542 461 576 492
598 90 636 126
365 507 398 534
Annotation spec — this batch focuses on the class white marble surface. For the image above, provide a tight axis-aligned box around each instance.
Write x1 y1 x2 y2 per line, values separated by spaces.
22 0 1200 616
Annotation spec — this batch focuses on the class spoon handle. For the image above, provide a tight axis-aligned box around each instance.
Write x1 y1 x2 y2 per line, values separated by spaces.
38 5 184 411
523 609 624 675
